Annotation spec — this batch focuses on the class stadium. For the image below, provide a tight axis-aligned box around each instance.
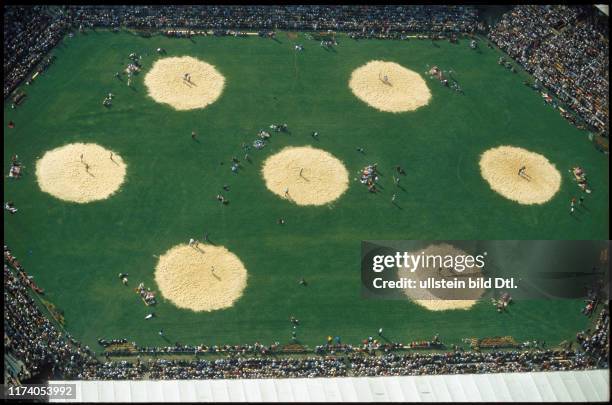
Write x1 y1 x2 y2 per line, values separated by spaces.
3 4 610 403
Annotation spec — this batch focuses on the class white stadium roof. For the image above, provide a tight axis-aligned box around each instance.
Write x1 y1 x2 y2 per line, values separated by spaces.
50 369 609 402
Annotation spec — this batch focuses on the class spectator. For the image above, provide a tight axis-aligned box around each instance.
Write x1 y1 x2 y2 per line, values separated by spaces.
488 5 608 136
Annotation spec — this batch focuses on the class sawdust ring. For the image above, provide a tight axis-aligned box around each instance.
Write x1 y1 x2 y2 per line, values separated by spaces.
35 143 126 203
403 244 485 311
144 56 225 110
479 146 561 205
261 146 349 206
154 244 247 312
349 60 431 112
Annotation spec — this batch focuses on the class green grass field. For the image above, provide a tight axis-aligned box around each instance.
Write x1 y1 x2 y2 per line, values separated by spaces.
4 30 608 352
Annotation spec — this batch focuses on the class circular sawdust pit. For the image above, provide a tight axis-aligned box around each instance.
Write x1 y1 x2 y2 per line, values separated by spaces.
155 244 247 312
479 146 561 205
349 60 431 113
402 243 485 311
35 143 126 203
144 56 225 110
262 146 349 206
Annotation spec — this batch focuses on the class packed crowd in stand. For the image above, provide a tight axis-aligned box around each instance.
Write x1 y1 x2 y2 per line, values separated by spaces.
51 338 610 380
488 5 609 135
3 6 65 98
348 348 596 376
58 5 479 34
145 357 347 379
4 244 609 382
4 5 478 97
577 307 609 368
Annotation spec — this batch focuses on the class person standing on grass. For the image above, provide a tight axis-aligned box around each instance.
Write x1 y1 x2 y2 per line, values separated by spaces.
570 197 576 214
191 131 197 140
